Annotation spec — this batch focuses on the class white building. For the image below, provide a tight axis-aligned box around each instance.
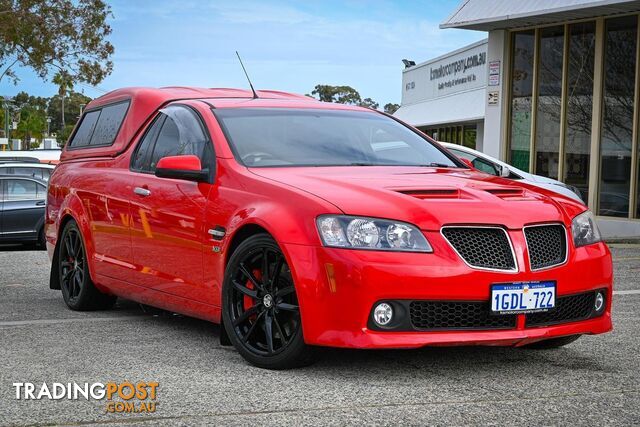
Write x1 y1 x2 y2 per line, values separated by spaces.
395 0 640 238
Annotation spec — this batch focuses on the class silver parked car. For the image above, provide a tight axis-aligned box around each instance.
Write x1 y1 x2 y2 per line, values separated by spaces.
0 162 55 182
440 142 584 203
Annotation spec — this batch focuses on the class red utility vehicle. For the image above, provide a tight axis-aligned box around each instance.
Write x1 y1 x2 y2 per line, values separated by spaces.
46 87 612 369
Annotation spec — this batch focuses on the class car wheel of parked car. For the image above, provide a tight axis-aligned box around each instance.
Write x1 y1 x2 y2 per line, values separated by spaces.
59 220 116 311
522 334 581 349
222 234 313 369
37 226 46 249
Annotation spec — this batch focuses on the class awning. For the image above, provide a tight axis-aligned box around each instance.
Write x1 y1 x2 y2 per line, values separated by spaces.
441 0 640 31
393 88 486 128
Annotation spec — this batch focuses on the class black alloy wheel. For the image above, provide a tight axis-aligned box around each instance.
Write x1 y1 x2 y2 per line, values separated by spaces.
222 234 313 369
58 220 116 310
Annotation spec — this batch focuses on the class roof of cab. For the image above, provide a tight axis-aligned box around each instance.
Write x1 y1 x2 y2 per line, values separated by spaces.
62 86 370 162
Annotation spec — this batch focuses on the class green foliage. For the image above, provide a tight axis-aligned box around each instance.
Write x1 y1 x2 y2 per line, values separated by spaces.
311 85 362 105
359 97 379 110
310 85 389 111
384 103 400 114
0 0 114 86
14 104 46 149
1 89 92 147
58 124 75 145
48 90 91 132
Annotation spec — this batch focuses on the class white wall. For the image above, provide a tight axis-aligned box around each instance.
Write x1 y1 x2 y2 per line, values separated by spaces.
401 40 488 106
483 30 509 160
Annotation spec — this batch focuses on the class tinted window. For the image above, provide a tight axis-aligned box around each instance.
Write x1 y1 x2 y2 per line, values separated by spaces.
4 179 40 201
11 167 40 179
90 102 129 146
132 116 164 171
448 148 498 176
69 110 100 147
147 106 210 171
215 108 459 168
41 169 51 181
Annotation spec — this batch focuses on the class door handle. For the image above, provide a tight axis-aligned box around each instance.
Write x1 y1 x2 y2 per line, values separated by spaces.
36 200 46 206
133 187 151 197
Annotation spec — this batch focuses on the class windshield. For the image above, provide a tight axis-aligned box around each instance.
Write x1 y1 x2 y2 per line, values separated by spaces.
214 108 461 168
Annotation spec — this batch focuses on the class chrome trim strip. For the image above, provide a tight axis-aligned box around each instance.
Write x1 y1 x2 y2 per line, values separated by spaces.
523 223 569 271
440 225 519 273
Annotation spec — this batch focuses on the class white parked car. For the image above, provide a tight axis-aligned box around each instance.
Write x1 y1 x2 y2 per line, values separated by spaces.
440 142 584 203
0 162 55 182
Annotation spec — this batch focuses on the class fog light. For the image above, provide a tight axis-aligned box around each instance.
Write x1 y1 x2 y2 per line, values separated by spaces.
373 303 393 326
594 292 605 312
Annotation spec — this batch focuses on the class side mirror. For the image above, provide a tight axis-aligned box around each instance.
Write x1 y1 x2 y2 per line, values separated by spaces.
498 164 511 178
460 158 474 169
155 155 209 182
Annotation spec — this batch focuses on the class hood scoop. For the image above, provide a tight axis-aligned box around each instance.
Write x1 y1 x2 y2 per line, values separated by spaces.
396 188 460 200
484 187 535 200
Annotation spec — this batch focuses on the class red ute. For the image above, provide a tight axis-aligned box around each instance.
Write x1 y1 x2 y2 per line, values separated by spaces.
46 87 612 369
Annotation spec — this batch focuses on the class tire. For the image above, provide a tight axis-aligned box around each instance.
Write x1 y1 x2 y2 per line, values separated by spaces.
523 334 581 349
222 233 314 369
58 220 116 311
37 226 46 249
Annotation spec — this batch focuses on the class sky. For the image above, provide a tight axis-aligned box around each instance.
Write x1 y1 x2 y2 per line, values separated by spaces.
1 0 485 106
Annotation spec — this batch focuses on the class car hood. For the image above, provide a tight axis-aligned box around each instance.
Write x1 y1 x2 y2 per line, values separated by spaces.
250 166 580 231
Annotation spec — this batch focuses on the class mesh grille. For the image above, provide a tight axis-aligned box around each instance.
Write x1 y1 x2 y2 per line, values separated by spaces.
525 225 567 270
442 227 516 270
526 291 597 327
409 301 517 330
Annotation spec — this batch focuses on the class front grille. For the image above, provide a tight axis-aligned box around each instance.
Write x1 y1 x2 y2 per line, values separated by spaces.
524 224 567 270
409 301 517 330
442 227 516 271
526 291 598 327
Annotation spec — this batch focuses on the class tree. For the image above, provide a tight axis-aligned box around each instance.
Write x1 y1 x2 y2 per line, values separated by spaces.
384 103 400 114
14 105 46 150
359 97 379 110
311 85 362 105
47 90 91 133
52 71 73 129
0 0 114 87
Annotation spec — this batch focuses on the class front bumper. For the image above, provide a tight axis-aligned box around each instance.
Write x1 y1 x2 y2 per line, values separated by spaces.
283 230 613 349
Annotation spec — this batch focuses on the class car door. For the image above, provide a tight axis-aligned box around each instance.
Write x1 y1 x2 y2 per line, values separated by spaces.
1 178 45 240
129 104 214 301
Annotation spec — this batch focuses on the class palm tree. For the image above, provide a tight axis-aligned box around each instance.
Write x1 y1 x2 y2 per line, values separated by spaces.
52 71 73 132
15 107 45 150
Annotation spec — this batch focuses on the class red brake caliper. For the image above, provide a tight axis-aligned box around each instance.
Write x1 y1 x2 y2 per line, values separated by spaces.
243 269 262 313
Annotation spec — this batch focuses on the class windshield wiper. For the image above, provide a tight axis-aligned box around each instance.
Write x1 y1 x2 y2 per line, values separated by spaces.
421 162 456 168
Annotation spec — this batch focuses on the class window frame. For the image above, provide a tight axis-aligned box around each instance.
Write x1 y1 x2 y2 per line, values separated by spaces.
129 103 215 183
2 177 46 202
67 99 131 150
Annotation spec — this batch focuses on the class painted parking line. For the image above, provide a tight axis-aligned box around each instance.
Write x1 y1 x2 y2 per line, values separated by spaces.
613 290 640 295
612 256 640 261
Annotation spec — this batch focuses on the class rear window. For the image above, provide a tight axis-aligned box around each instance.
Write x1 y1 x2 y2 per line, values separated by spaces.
68 100 130 148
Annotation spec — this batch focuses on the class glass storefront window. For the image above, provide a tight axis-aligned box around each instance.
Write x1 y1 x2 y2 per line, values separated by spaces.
463 126 477 149
509 30 535 171
565 21 595 203
599 16 637 217
535 26 564 180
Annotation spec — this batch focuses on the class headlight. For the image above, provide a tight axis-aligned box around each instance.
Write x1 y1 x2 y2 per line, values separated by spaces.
316 215 432 252
571 210 602 247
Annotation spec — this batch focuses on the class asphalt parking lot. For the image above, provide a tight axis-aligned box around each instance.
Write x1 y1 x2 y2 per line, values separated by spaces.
0 244 639 426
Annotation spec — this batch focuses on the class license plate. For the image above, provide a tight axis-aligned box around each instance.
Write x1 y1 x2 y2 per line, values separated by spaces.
491 281 555 314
